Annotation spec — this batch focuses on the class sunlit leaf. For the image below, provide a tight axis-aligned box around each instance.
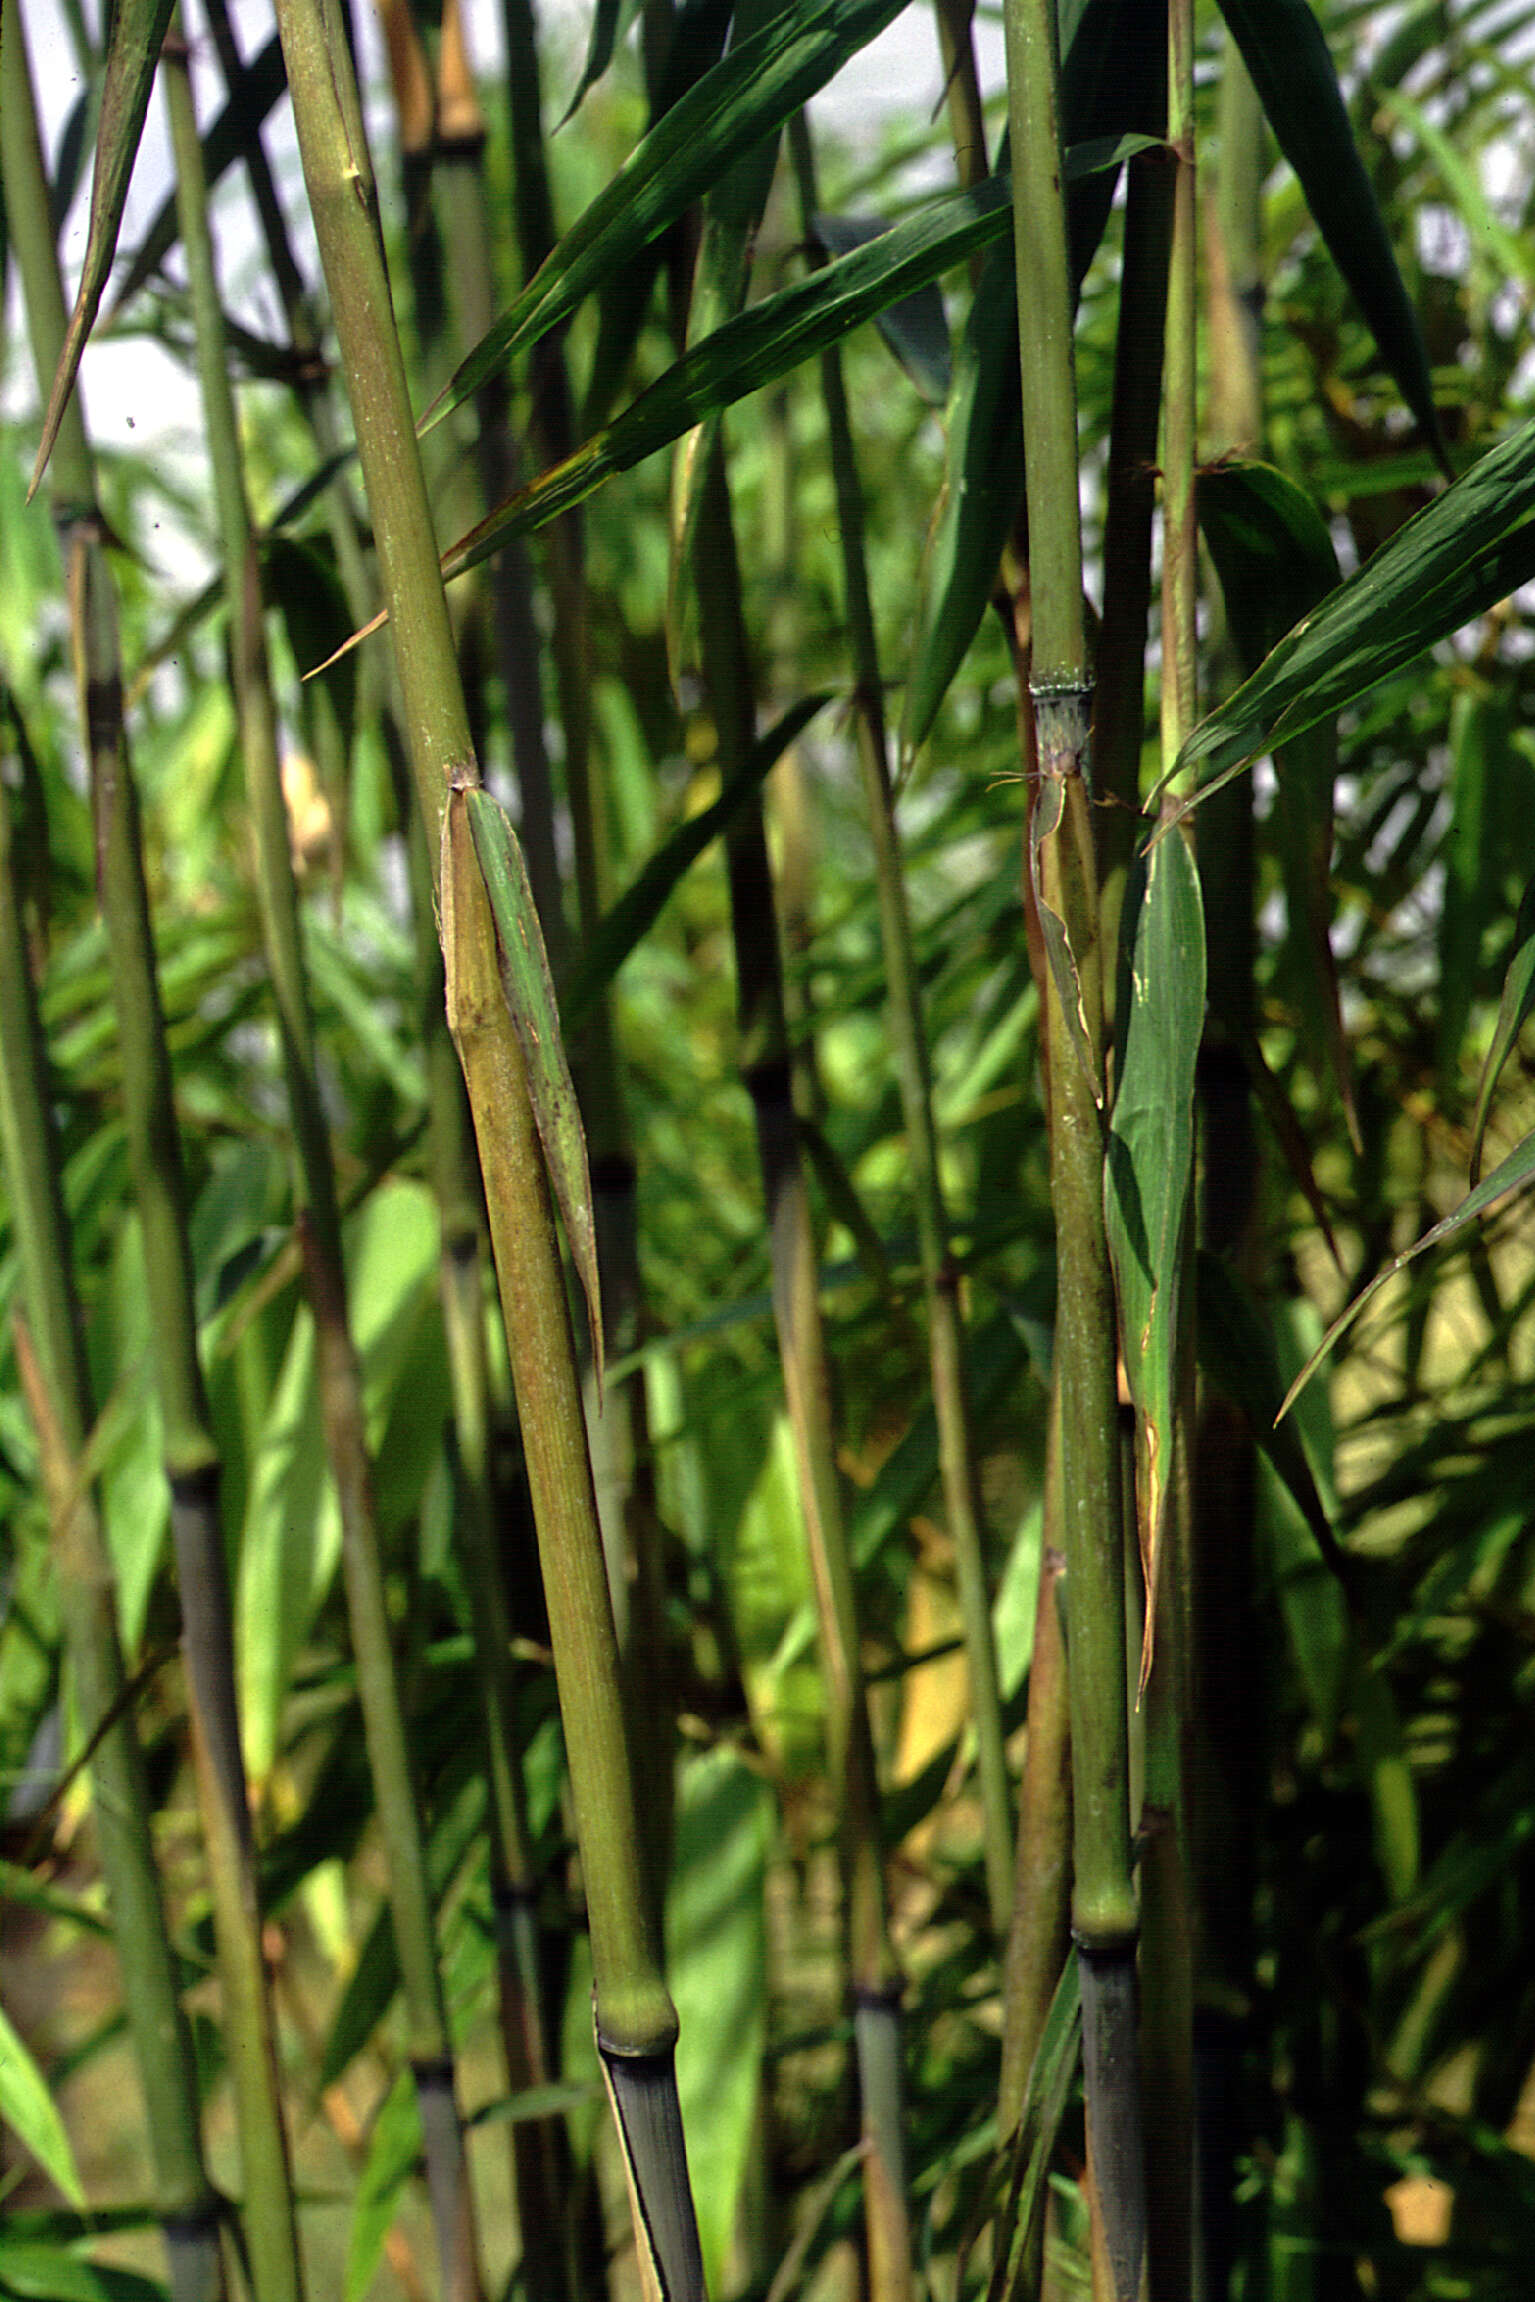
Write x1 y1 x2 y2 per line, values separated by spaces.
1105 826 1204 1686
1168 420 1535 817
0 2002 84 2208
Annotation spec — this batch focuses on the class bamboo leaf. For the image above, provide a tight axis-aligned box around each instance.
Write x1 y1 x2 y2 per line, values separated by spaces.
0 2001 85 2207
1438 685 1512 1100
1104 825 1204 1687
31 0 177 493
443 181 1011 595
811 214 951 404
464 786 602 1380
562 693 834 1032
1194 1254 1353 1594
111 33 288 313
1283 1122 1535 1416
985 1953 1081 2302
559 0 645 126
1167 420 1535 819
1469 872 1535 1185
423 0 917 432
1215 0 1449 470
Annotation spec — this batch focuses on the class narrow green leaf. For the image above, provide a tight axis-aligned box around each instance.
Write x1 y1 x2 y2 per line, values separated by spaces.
344 2070 420 2302
0 2002 85 2207
1104 826 1204 1685
986 1954 1082 2302
1215 0 1449 470
558 0 645 126
1168 420 1535 819
111 33 288 313
1283 1121 1535 1416
442 180 1013 595
464 787 602 1379
1469 872 1535 1185
423 0 916 432
31 0 178 493
0 2245 164 2302
811 214 951 404
563 693 834 1032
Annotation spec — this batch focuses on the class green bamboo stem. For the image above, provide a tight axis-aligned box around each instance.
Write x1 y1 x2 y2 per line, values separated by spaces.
1001 1 1140 2294
161 37 482 2302
786 108 1013 1934
271 6 705 2294
1091 148 1175 920
690 440 913 2302
930 0 989 190
1138 8 1198 2293
1 28 303 2302
490 0 675 1900
203 29 561 2218
0 752 223 2302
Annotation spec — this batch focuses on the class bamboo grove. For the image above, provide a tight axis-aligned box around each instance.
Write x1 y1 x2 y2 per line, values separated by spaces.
5 1 1535 2298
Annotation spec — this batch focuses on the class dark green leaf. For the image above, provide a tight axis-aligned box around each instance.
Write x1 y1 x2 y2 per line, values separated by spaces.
1216 0 1449 469
423 0 916 432
559 0 645 125
812 214 950 403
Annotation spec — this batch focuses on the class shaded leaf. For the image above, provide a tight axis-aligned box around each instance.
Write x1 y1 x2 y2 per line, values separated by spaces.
810 214 950 403
464 787 601 1379
1197 460 1357 1147
984 1954 1082 2302
1104 826 1204 1685
1167 420 1535 818
32 0 179 492
1469 871 1535 1184
1216 0 1448 469
1195 1253 1353 1596
1438 685 1512 1099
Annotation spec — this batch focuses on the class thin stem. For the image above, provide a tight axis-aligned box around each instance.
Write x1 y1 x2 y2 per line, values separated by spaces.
162 30 481 2302
0 24 301 2301
1002 0 1140 2291
272 4 705 2290
787 108 1013 1935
